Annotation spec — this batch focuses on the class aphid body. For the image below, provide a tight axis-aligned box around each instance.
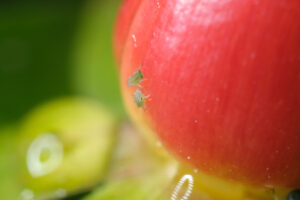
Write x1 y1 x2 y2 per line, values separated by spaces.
134 89 148 108
127 69 144 87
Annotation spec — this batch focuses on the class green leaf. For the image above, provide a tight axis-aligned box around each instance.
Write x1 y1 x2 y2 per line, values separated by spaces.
18 98 118 199
71 0 125 117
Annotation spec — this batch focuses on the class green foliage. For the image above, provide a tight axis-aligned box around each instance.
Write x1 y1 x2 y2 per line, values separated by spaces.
0 126 21 200
18 98 118 199
71 0 125 117
0 1 82 124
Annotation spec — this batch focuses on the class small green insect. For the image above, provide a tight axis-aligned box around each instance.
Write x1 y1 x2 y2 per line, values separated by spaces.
127 69 144 87
134 89 149 108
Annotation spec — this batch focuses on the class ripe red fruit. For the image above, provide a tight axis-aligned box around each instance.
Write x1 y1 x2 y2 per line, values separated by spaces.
114 0 300 188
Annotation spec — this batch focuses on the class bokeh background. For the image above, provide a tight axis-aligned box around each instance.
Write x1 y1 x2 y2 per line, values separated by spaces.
0 0 131 199
0 0 124 124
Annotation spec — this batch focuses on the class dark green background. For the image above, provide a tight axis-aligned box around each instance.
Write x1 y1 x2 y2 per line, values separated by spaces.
0 0 124 125
0 0 124 199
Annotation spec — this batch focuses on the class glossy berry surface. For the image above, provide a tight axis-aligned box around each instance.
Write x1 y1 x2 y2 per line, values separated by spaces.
115 0 300 188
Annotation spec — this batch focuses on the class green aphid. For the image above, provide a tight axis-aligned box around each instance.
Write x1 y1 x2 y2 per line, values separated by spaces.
127 69 144 87
134 89 148 108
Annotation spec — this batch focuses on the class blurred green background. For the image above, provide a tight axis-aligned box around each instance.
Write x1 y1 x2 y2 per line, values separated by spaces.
0 0 128 199
0 0 124 126
0 2 296 200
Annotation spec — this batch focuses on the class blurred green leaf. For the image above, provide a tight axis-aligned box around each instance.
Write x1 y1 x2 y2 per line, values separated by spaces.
0 1 82 125
83 177 161 200
0 126 22 200
71 0 125 118
83 124 178 200
18 98 118 199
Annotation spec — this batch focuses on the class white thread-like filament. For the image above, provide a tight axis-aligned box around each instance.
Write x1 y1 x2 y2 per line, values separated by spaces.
171 174 194 200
